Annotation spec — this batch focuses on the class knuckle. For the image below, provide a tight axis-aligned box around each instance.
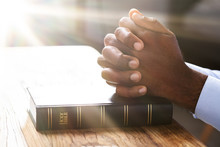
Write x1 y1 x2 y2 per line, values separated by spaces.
97 56 103 63
97 56 107 67
149 17 157 23
152 19 158 24
125 32 133 41
101 70 106 79
115 27 134 46
113 71 126 84
116 86 134 98
170 32 176 38
101 46 110 56
124 32 135 46
128 89 136 98
116 87 124 97
147 17 159 25
165 32 177 41
126 32 132 38
101 68 113 81
119 17 128 26
104 33 115 46
114 27 122 37
116 53 124 66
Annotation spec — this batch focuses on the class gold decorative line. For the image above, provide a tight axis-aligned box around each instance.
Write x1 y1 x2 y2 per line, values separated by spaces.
150 104 152 125
147 104 149 125
124 105 126 126
145 105 147 126
123 105 129 126
50 108 53 129
126 105 128 126
103 106 105 126
73 111 74 127
76 107 78 128
79 106 82 128
101 106 103 126
48 108 49 129
77 107 79 128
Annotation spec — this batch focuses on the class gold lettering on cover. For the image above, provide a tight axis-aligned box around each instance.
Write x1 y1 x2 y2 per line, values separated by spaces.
59 112 68 125
150 104 152 125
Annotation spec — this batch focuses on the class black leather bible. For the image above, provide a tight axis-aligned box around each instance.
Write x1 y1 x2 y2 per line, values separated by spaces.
24 46 172 131
28 85 172 131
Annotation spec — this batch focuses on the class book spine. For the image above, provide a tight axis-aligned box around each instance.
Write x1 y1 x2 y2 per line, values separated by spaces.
35 104 172 130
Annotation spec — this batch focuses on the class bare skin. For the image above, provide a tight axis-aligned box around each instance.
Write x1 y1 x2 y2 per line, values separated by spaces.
98 9 207 112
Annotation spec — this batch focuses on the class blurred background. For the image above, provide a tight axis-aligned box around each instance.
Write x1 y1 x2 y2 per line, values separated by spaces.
0 0 220 146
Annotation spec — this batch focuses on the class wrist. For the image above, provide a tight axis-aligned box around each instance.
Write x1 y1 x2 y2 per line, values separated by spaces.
171 66 208 112
188 69 208 112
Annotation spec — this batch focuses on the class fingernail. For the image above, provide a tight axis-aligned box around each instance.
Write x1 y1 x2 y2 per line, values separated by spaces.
134 42 143 51
107 80 118 85
139 87 147 95
132 12 144 20
129 60 138 69
132 12 140 18
130 73 140 82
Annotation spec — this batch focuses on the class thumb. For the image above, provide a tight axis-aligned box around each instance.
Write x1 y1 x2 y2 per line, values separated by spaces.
129 8 174 36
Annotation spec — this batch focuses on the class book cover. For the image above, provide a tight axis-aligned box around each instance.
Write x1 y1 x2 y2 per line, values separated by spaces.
15 46 172 130
28 85 173 131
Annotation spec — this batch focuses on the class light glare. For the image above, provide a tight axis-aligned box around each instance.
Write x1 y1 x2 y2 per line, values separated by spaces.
0 0 26 24
0 0 43 47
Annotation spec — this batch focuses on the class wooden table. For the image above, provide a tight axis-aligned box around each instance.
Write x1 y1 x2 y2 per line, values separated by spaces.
0 46 205 147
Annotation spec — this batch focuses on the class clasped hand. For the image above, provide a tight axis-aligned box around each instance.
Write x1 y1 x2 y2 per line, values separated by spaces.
97 9 207 112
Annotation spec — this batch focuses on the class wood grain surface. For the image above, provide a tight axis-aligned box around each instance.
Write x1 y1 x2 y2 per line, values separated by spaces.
21 116 205 147
0 46 206 147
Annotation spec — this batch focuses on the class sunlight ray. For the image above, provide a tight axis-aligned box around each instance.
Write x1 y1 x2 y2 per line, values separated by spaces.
16 22 44 46
0 0 43 46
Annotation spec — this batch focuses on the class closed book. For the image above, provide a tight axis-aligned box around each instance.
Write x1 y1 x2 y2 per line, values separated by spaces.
19 46 172 130
28 86 172 131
